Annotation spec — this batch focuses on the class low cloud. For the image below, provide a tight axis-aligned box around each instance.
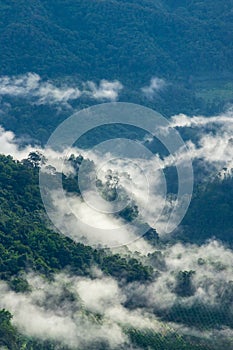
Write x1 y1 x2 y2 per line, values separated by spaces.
0 239 232 348
0 126 38 160
2 109 233 247
41 147 169 248
0 93 233 348
169 109 233 129
0 73 123 105
1 109 233 248
0 273 166 348
0 274 127 349
154 109 233 176
141 77 166 99
128 240 233 314
85 80 123 101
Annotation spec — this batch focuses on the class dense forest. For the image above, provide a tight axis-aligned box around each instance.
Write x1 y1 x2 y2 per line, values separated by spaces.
1 0 233 80
0 0 233 143
0 0 233 349
0 154 232 349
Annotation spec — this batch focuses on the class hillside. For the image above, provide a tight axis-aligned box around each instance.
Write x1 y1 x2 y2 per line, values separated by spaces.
0 1 233 143
0 1 233 349
1 0 233 81
0 154 232 349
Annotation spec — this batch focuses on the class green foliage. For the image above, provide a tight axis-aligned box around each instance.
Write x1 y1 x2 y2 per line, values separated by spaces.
181 176 233 245
158 301 233 330
1 0 232 81
0 308 70 349
0 0 232 144
126 327 218 350
0 309 20 349
0 1 233 347
8 277 31 293
175 270 195 297
0 154 152 283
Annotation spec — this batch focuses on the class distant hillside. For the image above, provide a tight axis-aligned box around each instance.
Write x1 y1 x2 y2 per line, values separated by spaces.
1 0 233 83
0 0 232 115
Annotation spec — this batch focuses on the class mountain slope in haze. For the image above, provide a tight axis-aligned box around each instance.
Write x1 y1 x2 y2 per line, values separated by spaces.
0 1 233 349
0 0 233 129
0 154 232 349
1 0 233 82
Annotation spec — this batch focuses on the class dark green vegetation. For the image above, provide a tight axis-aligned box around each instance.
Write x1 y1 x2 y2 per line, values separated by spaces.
1 0 233 82
0 1 233 348
181 175 233 245
0 310 50 350
0 154 232 349
0 0 233 144
126 327 232 350
0 309 221 350
0 154 153 283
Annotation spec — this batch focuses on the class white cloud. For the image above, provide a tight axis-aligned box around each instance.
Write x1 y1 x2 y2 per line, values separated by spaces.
48 189 152 249
1 238 232 348
0 126 167 247
0 105 233 348
2 109 233 248
141 77 166 99
0 126 38 160
39 145 169 249
0 73 123 105
0 272 170 348
131 240 233 313
154 109 233 177
169 109 233 129
85 80 123 100
0 274 127 349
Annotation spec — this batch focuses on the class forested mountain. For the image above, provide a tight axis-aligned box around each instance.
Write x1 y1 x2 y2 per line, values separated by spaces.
0 0 233 143
0 154 232 350
0 0 233 349
1 0 233 81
